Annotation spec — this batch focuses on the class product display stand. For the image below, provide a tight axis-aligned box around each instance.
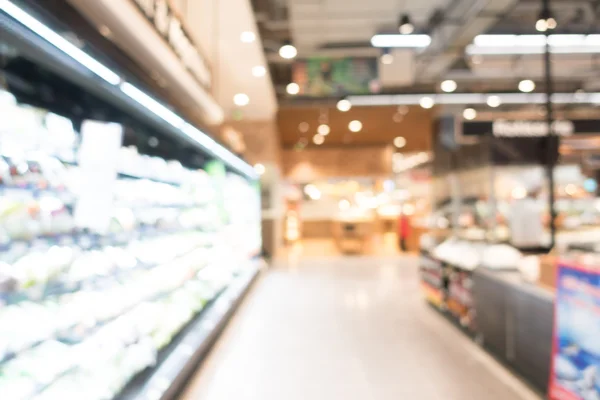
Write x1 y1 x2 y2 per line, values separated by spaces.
117 263 261 400
419 240 554 394
473 268 553 393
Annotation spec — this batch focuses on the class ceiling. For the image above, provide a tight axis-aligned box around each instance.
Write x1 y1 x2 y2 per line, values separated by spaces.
254 0 600 104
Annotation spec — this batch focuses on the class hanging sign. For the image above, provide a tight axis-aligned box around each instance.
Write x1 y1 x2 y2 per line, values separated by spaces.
131 0 211 90
462 119 600 138
549 262 600 400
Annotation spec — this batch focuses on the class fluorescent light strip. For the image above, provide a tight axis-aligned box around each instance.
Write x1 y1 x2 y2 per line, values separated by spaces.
121 85 255 177
0 0 121 85
182 124 257 178
347 92 600 106
468 34 600 55
120 82 185 128
371 34 432 48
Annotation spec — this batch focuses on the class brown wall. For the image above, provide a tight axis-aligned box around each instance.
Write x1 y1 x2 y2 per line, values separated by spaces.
278 105 434 151
282 146 395 181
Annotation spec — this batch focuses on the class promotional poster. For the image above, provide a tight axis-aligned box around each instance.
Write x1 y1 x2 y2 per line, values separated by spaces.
550 263 600 400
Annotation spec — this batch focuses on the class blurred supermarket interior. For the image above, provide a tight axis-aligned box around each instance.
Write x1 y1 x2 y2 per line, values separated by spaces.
1 0 600 399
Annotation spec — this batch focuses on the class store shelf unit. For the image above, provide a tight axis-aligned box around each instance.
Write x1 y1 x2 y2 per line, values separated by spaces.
419 251 477 333
419 239 554 395
0 2 262 399
117 262 260 400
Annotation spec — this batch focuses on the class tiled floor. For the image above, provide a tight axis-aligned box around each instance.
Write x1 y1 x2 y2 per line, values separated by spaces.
180 256 542 400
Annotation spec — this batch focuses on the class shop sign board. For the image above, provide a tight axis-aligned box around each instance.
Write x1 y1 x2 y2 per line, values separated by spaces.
292 57 379 96
549 262 600 400
492 120 574 137
462 119 600 138
131 0 211 90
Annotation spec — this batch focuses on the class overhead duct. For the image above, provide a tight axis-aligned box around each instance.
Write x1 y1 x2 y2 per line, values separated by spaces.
415 0 519 82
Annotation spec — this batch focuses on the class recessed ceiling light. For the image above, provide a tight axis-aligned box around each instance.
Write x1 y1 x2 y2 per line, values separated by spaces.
234 93 250 106
380 53 394 65
419 97 435 109
518 79 536 93
441 80 457 93
463 108 477 120
279 43 297 59
286 82 300 95
487 95 502 108
394 136 407 148
318 124 330 136
348 120 363 132
337 99 352 112
313 134 325 145
240 31 256 43
299 122 309 132
252 66 266 77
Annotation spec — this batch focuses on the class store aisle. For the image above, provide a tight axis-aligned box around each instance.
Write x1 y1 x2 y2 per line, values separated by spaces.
180 256 542 400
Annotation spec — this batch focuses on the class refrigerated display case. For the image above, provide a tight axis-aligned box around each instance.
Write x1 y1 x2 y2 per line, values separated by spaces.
0 2 261 399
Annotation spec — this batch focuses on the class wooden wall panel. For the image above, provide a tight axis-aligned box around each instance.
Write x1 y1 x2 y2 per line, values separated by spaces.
278 105 434 151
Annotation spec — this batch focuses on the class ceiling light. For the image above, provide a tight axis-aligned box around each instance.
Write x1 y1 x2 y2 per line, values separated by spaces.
394 136 407 148
121 82 185 128
279 43 297 59
0 0 121 85
318 124 330 136
547 17 557 30
337 99 352 112
463 108 477 120
339 199 351 210
252 66 266 77
254 163 265 175
371 34 431 48
441 80 457 93
240 31 256 43
348 91 600 107
298 122 309 132
348 120 363 132
467 34 600 55
487 95 502 108
519 79 536 93
380 53 394 65
304 184 321 200
286 83 300 95
313 134 325 145
536 18 548 32
234 93 250 106
0 0 254 179
419 96 435 109
398 14 414 35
